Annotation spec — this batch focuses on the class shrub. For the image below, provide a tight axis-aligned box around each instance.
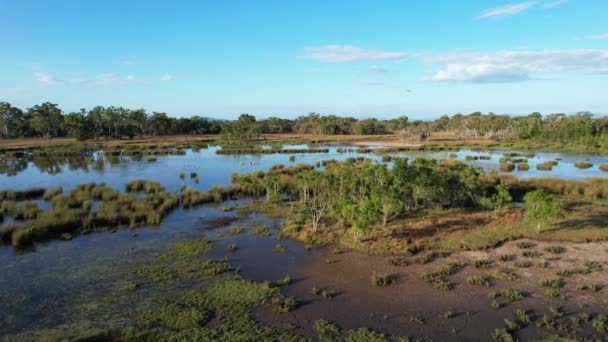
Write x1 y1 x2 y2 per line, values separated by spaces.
517 163 529 171
600 163 608 172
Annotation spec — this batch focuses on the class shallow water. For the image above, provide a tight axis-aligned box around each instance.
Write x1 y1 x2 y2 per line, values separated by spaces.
1 145 607 193
0 199 310 338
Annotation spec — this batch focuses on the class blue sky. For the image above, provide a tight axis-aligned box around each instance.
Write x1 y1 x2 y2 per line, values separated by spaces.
1 0 607 119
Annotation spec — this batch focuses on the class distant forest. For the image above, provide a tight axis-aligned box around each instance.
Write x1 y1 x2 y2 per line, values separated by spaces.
1 101 607 146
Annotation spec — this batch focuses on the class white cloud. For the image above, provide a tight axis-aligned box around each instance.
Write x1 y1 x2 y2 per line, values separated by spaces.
120 60 136 65
126 75 137 82
426 49 608 83
479 2 537 19
302 45 412 63
160 73 173 81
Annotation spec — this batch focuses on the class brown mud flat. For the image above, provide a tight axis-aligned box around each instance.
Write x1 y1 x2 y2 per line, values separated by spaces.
256 240 608 341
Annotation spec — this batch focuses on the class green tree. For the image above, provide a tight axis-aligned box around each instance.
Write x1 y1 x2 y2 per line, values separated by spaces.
63 110 93 140
523 189 562 231
28 102 63 137
0 102 25 137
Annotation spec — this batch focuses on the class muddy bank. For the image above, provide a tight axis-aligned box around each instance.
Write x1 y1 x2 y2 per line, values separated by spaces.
256 240 608 341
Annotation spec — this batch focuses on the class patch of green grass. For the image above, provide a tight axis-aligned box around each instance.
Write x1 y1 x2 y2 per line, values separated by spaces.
137 302 211 330
158 240 214 262
135 266 177 286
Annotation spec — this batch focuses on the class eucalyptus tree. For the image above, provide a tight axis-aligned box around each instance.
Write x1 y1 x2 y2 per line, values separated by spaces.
28 102 63 137
0 102 25 137
295 169 334 232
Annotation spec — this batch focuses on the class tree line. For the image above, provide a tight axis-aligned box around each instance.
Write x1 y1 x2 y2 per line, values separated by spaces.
1 101 607 145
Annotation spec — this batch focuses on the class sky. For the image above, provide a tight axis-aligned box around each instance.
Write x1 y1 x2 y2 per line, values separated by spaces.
1 0 607 120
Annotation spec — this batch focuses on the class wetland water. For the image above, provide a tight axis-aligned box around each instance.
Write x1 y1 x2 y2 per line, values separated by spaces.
1 144 608 340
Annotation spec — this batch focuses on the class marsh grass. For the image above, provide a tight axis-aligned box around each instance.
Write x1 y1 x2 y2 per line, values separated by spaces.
545 245 566 254
574 162 593 169
414 251 450 264
474 259 495 269
536 162 554 171
370 272 393 287
600 163 608 172
576 283 600 292
467 275 492 287
499 163 515 172
516 241 537 249
252 224 271 236
515 309 531 325
514 260 532 268
522 250 543 258
491 270 518 281
592 314 607 334
517 163 529 171
273 244 287 253
313 319 339 338
275 274 292 286
226 226 244 236
539 278 563 289
498 254 516 262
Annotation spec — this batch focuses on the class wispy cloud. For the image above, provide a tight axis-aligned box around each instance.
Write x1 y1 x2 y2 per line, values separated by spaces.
583 33 608 41
302 45 412 63
541 0 567 9
368 65 388 74
120 60 136 65
35 72 144 86
426 49 608 83
160 73 173 81
479 2 537 19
